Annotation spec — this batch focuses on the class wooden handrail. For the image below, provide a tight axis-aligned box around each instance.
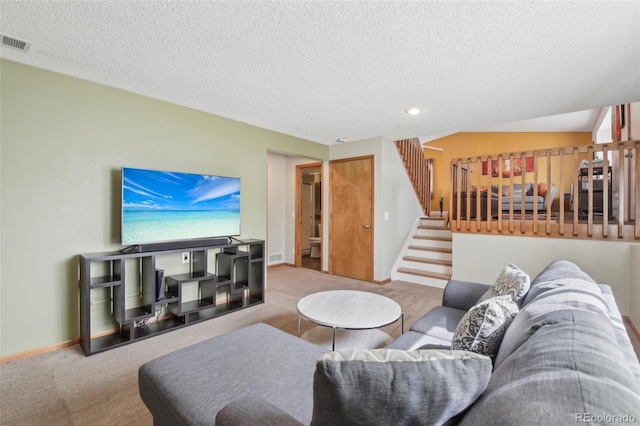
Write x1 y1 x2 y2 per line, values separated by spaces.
449 140 640 242
395 138 431 215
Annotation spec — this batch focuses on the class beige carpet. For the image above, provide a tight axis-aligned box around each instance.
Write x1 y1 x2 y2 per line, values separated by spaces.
0 266 443 426
4 266 638 426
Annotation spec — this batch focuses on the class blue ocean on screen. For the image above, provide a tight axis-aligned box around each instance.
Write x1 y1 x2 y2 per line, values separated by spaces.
123 210 240 243
122 168 241 244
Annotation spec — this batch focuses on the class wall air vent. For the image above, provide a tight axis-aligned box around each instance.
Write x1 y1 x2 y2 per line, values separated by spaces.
1 34 31 52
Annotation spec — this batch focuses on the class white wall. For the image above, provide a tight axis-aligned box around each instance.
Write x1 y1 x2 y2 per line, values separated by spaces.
378 138 426 278
266 152 287 267
330 137 423 282
453 233 638 315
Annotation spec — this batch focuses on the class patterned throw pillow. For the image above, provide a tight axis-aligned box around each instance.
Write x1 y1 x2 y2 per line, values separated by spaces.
452 295 519 360
477 263 530 307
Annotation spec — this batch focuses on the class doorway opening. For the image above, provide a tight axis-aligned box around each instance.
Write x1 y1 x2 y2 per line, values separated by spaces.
296 163 323 271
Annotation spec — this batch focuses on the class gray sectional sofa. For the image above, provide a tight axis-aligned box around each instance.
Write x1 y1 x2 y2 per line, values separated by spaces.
139 260 640 425
493 183 557 212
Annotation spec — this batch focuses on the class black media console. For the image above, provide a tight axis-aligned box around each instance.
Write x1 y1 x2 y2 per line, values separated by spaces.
79 239 264 355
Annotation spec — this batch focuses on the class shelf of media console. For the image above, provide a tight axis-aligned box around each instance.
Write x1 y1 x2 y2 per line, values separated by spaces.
79 239 264 355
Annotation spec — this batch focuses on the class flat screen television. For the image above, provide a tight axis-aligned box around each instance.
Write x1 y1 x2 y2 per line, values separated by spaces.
121 167 240 245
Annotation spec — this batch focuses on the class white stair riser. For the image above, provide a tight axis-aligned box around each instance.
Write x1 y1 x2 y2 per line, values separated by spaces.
401 260 452 275
415 228 451 238
396 272 448 288
411 238 452 249
406 249 452 260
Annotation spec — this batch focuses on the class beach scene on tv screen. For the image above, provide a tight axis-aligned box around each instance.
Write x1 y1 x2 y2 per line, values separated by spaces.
122 168 240 244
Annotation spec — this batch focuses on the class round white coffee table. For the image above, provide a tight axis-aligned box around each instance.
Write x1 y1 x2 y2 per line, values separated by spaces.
297 290 404 350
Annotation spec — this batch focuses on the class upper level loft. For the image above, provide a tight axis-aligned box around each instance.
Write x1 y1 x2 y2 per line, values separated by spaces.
449 139 639 242
396 103 640 243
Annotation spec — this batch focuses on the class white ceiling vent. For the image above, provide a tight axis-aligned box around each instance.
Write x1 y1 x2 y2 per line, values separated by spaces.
1 34 31 52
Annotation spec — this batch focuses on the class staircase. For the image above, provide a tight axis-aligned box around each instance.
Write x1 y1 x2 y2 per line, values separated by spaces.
392 215 452 288
394 138 432 215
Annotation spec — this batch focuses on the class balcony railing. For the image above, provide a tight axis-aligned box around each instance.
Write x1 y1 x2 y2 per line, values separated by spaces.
449 140 640 241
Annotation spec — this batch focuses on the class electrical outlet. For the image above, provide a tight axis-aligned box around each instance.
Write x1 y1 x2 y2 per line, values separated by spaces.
182 252 190 264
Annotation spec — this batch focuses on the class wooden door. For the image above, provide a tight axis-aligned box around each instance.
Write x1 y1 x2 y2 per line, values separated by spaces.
330 156 373 281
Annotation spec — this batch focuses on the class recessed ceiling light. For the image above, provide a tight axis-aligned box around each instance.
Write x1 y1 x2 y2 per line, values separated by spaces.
336 138 347 143
405 107 423 116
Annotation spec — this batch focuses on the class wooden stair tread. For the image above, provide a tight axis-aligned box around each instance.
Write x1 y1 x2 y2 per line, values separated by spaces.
422 214 448 221
397 267 451 280
402 256 451 266
413 235 452 242
408 245 452 254
417 225 449 230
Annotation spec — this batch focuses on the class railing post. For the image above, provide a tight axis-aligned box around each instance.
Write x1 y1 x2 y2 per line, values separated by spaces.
587 146 594 237
545 150 552 235
474 157 481 232
456 160 462 231
532 152 539 234
573 148 579 236
497 155 503 233
486 155 493 232
618 144 625 238
508 154 515 234
520 153 527 233
558 150 565 236
635 142 640 239
603 145 609 237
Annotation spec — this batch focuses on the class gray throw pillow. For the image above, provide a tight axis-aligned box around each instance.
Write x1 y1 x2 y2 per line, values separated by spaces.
311 349 492 426
452 295 519 360
477 263 530 307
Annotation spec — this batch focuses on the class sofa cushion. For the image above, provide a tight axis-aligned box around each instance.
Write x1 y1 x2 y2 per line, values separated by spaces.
477 263 530 307
385 330 453 351
459 309 640 426
311 349 492 426
451 295 518 360
495 261 610 369
523 260 599 307
442 280 491 311
510 183 532 196
216 397 304 426
139 323 328 425
408 306 467 340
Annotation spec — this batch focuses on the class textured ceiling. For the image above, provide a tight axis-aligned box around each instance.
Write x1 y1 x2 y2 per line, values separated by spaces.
1 1 639 145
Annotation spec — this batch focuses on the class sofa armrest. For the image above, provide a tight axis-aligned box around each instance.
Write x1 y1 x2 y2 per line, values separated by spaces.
442 279 490 311
216 397 304 426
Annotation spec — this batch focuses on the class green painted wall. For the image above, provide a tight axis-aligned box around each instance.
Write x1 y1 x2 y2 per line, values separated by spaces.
0 60 328 357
